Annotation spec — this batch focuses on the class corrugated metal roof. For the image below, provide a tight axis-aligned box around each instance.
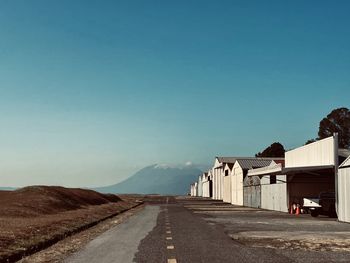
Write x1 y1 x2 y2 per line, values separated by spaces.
216 157 239 164
236 158 274 170
216 157 284 170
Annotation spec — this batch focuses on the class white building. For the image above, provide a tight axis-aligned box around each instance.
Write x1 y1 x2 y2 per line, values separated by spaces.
202 172 211 198
197 174 203 197
190 182 198 197
338 156 350 223
231 158 278 206
223 163 234 203
213 157 237 200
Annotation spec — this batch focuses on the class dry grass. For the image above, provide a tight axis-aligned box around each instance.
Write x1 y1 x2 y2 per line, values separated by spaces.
0 186 141 262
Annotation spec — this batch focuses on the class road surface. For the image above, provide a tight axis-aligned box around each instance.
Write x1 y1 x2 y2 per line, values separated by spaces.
65 196 350 263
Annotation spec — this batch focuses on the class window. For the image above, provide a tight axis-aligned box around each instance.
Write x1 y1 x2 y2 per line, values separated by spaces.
270 175 276 184
225 170 229 176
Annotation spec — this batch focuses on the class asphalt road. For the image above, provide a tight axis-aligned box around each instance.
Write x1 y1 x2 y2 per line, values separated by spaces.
64 205 160 263
65 196 350 263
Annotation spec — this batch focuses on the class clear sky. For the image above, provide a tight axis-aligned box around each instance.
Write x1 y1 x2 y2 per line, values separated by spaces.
0 0 349 187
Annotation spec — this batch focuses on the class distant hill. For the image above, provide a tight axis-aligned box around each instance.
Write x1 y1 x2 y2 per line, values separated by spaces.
0 187 16 191
95 164 203 195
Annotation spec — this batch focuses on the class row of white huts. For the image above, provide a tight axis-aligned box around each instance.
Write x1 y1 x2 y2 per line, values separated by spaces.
190 134 350 223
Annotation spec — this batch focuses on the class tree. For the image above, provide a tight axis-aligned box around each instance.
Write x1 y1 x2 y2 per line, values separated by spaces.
305 139 317 145
255 142 285 157
318 107 350 149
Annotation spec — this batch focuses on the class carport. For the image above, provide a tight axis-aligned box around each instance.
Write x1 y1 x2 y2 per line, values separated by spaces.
247 135 342 213
283 165 335 208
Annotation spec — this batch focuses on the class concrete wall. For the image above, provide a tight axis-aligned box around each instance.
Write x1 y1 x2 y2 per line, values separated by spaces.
231 162 244 205
261 175 288 212
338 158 350 223
285 136 335 167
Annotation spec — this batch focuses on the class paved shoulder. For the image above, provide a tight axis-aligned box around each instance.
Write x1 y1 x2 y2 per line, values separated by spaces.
65 206 160 263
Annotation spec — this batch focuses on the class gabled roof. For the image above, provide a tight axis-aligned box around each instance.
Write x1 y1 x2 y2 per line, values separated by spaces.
340 155 350 168
216 157 240 164
216 157 284 170
224 163 234 170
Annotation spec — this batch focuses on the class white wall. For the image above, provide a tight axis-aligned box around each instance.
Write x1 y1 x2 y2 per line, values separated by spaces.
190 185 195 196
231 162 244 205
338 158 350 223
223 164 232 203
194 182 198 196
261 175 288 212
223 175 231 203
285 136 335 167
202 181 210 197
197 175 203 197
212 170 217 199
213 158 224 200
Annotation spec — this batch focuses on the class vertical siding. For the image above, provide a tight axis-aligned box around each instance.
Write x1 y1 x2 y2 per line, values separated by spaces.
223 175 232 203
202 181 209 197
214 169 219 199
219 171 224 200
198 176 203 197
243 176 261 208
213 171 218 199
285 136 335 167
261 175 288 212
338 166 350 223
231 165 244 205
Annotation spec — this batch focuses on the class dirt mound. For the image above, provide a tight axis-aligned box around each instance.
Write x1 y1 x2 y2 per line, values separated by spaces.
0 186 122 217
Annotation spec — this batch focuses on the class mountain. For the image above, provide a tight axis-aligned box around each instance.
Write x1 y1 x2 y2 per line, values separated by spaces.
95 164 203 195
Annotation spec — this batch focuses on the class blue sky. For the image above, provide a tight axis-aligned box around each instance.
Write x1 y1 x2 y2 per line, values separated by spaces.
0 0 349 187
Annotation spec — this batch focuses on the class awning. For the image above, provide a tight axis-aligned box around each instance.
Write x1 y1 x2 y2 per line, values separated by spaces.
248 164 335 177
282 165 334 175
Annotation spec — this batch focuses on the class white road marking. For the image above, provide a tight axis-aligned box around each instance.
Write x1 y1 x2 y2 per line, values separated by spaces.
168 259 177 263
166 231 171 234
166 237 172 240
167 245 174 249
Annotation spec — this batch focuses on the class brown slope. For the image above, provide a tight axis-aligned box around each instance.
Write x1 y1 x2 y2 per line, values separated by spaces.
0 185 121 217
